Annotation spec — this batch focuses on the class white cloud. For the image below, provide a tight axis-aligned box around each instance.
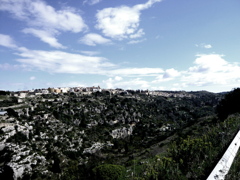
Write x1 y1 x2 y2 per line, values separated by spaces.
189 54 227 73
0 0 87 48
0 0 87 33
103 77 150 89
96 6 140 39
15 47 165 76
114 76 123 81
133 0 162 11
180 54 240 89
153 68 180 82
79 33 112 46
103 76 123 89
204 44 212 49
22 28 66 49
128 38 146 44
0 34 18 48
16 48 115 74
80 50 100 56
83 0 102 5
0 35 166 78
149 54 240 92
163 68 181 78
95 0 161 39
30 76 36 80
129 29 145 39
60 81 86 88
195 43 212 49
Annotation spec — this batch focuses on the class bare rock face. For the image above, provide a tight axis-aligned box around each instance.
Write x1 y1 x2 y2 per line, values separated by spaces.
0 121 46 180
5 146 47 180
0 143 5 151
10 164 26 180
110 125 134 139
1 123 30 142
83 142 105 154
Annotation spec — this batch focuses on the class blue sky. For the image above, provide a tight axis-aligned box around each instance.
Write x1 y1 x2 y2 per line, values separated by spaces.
0 0 240 92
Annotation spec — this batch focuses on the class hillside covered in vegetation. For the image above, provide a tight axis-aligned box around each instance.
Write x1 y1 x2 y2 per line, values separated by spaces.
1 88 240 179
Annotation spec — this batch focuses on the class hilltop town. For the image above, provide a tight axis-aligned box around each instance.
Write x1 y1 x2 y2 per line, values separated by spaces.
9 86 196 99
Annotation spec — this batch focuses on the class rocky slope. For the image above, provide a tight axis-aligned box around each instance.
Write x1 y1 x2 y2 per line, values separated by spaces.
0 90 222 179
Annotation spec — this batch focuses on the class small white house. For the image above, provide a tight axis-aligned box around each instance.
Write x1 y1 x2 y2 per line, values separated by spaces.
19 93 27 98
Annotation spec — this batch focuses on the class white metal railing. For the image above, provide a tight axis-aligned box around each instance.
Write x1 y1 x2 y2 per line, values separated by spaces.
207 130 240 180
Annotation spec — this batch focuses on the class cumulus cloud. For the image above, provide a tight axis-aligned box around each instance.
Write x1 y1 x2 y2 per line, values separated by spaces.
181 54 240 88
153 68 180 82
22 28 66 49
79 33 112 46
149 54 240 92
103 76 123 89
0 34 18 48
0 0 87 47
163 68 181 79
114 76 123 81
95 6 140 39
95 0 161 39
189 54 227 73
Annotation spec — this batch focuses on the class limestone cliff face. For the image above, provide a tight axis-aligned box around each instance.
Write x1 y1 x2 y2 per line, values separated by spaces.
110 125 134 139
83 142 105 154
0 123 45 180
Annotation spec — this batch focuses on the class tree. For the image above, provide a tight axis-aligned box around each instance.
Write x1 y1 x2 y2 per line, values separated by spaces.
80 109 87 128
216 88 240 120
6 108 18 118
0 90 10 95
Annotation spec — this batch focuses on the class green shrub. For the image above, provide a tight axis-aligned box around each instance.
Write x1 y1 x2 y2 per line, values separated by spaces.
92 164 126 180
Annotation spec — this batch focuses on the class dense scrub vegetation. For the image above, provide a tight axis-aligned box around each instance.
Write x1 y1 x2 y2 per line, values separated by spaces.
225 143 240 180
0 96 18 107
126 115 240 179
92 164 126 180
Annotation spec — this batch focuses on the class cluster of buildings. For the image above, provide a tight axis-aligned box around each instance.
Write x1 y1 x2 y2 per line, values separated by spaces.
12 86 103 97
6 86 194 99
